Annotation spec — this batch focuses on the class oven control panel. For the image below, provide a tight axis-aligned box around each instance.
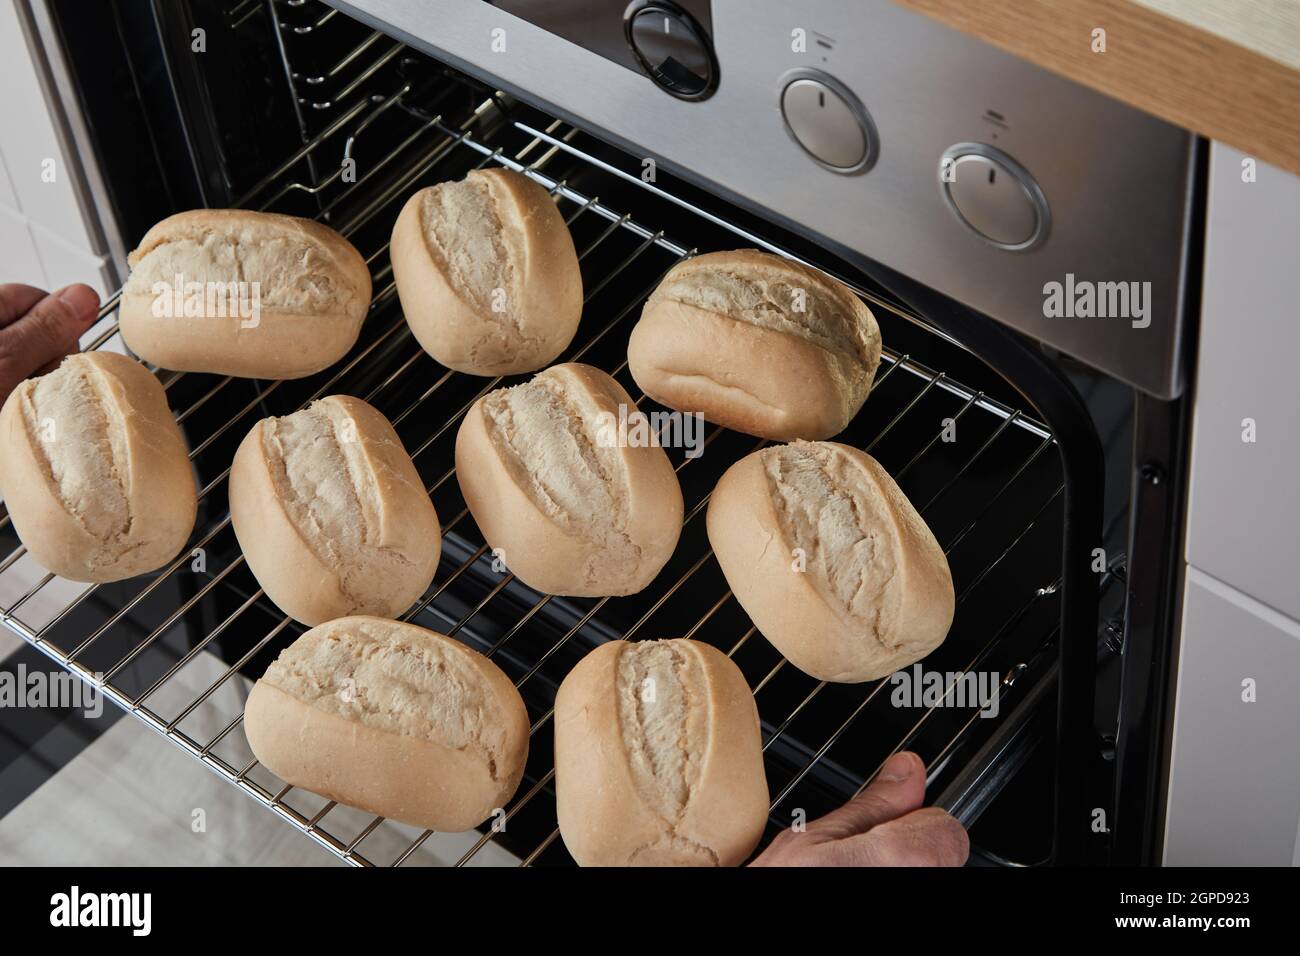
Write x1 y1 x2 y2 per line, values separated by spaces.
483 0 718 99
624 1 718 99
331 0 1193 397
778 68 877 174
939 143 1050 251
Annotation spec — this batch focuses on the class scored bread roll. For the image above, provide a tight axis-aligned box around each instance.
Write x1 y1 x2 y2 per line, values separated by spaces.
454 363 683 596
229 395 440 626
0 352 197 583
707 441 954 683
244 616 530 832
628 249 882 440
121 209 372 379
390 167 583 375
555 638 768 866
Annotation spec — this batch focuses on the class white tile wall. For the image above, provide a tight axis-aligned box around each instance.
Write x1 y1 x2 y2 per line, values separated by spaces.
0 0 99 251
0 0 113 296
28 217 111 296
0 135 19 210
0 202 49 286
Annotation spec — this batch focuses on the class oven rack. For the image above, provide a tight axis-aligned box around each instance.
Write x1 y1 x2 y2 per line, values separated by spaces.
0 78 1069 866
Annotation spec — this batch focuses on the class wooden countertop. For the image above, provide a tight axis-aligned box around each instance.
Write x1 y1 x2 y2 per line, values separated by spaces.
894 0 1300 177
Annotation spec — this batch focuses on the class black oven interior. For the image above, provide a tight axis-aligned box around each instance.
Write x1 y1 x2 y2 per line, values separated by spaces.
0 0 1163 866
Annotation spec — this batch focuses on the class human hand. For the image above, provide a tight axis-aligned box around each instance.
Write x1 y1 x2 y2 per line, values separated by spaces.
750 751 969 866
0 283 101 407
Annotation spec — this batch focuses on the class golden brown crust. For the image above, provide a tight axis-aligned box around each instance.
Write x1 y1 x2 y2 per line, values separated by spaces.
454 363 683 597
0 352 197 583
628 249 881 440
229 395 441 626
127 209 372 291
244 616 529 832
391 168 583 375
706 442 954 682
121 209 372 379
554 638 768 866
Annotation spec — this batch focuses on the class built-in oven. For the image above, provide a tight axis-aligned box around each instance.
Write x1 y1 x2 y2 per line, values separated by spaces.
0 0 1203 866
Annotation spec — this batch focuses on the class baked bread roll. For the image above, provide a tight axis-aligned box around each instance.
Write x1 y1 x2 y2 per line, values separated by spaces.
554 638 768 866
244 616 530 832
121 209 371 379
390 168 582 375
229 395 440 626
0 352 197 583
707 441 954 682
454 363 683 596
628 249 881 440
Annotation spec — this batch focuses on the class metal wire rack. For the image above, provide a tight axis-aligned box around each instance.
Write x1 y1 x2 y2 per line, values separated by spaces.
0 48 1079 865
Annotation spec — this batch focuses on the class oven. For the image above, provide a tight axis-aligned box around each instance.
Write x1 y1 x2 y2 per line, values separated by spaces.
0 0 1207 867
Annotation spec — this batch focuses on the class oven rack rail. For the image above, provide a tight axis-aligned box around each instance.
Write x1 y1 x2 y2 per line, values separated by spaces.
0 82 1064 866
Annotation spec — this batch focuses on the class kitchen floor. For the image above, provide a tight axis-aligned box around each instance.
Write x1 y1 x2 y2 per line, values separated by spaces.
0 540 517 866
0 634 521 866
0 628 338 866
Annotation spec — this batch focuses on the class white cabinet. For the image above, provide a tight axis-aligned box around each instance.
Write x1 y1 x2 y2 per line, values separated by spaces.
1166 144 1300 865
1164 569 1300 865
1185 145 1300 621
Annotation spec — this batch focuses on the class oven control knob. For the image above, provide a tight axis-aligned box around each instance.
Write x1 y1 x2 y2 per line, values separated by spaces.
624 1 718 100
939 144 1050 251
779 71 877 173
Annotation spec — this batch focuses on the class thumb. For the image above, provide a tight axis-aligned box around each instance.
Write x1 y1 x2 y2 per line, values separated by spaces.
0 284 99 374
807 751 927 838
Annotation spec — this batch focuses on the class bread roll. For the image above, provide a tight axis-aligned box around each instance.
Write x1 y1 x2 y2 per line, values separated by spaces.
229 395 440 626
554 638 768 866
0 352 197 583
244 616 530 831
121 209 371 379
390 168 582 375
707 441 953 682
628 249 881 440
455 363 683 597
